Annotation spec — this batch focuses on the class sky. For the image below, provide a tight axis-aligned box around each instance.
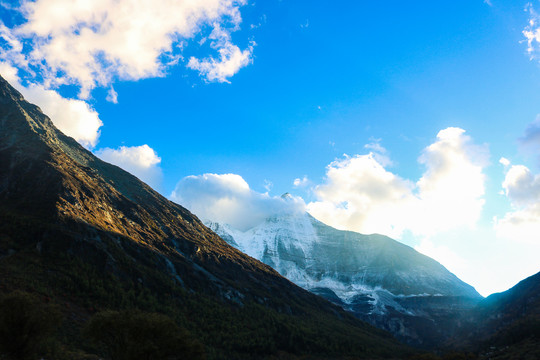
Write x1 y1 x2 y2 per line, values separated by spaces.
1 0 540 297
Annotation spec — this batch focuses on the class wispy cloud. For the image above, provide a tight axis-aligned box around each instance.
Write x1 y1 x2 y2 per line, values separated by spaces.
524 3 540 60
187 24 254 83
519 115 540 161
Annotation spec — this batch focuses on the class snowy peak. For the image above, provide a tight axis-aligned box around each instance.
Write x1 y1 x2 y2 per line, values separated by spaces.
207 211 482 346
281 192 294 200
207 212 316 273
208 212 479 300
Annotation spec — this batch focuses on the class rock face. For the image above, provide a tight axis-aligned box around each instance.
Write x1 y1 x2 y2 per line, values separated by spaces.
207 211 483 347
0 75 409 359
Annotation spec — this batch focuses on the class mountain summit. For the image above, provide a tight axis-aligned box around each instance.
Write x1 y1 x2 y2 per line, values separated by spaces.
207 211 482 346
0 75 408 358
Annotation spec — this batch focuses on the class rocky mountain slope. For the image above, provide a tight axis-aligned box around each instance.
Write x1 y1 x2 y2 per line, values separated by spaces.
450 270 540 359
207 211 482 347
0 75 410 359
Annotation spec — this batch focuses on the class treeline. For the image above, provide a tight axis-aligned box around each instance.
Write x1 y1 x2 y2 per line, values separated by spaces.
0 213 406 359
0 288 389 360
0 291 204 360
0 290 491 360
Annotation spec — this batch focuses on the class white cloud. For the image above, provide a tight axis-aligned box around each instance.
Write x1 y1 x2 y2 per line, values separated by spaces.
170 173 305 231
364 140 392 167
415 128 487 232
187 25 254 83
106 87 118 104
524 3 540 60
502 164 540 206
0 0 252 97
0 62 102 148
293 175 309 188
364 141 385 154
307 153 415 238
263 179 273 192
495 163 540 244
307 128 487 238
95 145 162 188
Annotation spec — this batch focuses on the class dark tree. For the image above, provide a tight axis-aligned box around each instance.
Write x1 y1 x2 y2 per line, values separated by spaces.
0 291 62 360
84 310 204 360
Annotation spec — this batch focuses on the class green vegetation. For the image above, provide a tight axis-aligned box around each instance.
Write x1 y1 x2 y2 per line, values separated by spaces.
451 272 540 359
407 353 478 360
0 210 410 359
0 291 62 360
84 310 204 360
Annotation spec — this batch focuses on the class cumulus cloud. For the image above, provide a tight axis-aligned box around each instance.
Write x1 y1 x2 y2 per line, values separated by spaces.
524 3 540 60
187 25 254 83
307 153 415 237
307 128 487 238
0 0 252 97
502 164 540 206
170 173 305 231
95 145 162 188
495 163 540 244
499 157 511 167
415 128 486 231
0 62 102 148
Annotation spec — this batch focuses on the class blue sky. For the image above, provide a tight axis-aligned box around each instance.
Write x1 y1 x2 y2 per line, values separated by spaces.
1 0 540 296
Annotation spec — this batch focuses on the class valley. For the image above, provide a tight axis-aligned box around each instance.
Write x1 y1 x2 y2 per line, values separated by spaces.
0 74 538 359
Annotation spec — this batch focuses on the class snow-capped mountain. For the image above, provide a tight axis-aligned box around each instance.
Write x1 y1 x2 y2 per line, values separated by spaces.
0 75 410 358
206 210 482 346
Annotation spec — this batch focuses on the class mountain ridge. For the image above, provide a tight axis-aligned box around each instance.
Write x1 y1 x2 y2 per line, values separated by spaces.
0 74 410 359
449 270 540 357
206 212 480 298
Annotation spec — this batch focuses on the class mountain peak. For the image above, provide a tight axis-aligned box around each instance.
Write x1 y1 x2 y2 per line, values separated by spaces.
281 192 293 200
0 75 23 102
207 212 482 346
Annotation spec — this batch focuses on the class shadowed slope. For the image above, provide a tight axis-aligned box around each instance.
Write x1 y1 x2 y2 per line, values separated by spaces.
449 271 540 359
